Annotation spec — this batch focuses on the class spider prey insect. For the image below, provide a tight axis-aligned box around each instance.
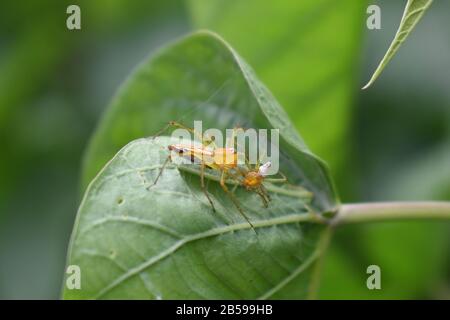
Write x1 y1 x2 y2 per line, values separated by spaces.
149 121 287 228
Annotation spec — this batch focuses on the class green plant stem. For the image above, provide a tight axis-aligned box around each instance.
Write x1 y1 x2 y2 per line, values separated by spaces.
333 201 450 226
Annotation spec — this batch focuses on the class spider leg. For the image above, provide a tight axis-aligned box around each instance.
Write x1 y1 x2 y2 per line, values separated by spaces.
255 187 269 208
220 170 255 232
161 121 218 149
200 160 216 212
264 170 287 183
260 184 271 202
150 122 171 139
147 154 171 190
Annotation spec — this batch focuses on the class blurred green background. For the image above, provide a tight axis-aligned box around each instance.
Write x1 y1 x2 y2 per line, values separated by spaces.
0 0 448 299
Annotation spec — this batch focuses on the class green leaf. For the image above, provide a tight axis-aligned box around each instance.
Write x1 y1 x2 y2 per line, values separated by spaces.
81 31 337 211
65 136 328 299
68 31 339 299
188 0 366 176
362 0 433 89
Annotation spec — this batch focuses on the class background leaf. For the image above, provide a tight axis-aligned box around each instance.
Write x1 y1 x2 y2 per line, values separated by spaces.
64 137 326 299
363 0 433 89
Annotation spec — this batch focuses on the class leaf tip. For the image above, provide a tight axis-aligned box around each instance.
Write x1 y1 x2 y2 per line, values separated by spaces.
361 82 371 90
